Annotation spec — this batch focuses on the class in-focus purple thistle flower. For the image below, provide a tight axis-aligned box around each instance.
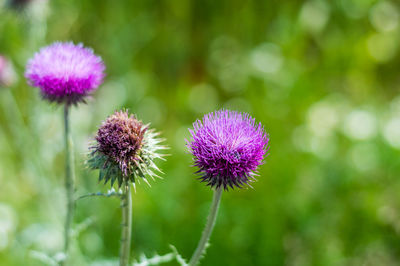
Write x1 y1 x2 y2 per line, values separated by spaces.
188 109 269 190
88 110 166 188
25 41 105 105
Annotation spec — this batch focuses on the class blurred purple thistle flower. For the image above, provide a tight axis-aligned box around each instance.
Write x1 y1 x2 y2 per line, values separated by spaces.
25 41 105 105
188 109 269 190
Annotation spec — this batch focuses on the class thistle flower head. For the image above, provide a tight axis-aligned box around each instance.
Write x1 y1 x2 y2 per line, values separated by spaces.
88 110 166 188
188 109 269 190
25 41 105 105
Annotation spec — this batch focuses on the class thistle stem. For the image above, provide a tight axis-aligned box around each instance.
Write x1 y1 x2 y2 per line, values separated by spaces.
63 104 75 264
120 181 132 266
189 187 223 266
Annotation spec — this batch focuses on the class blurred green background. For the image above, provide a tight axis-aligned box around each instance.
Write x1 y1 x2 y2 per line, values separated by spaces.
1 0 400 265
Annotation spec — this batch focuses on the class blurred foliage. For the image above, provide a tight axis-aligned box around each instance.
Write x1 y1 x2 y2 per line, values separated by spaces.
1 0 400 265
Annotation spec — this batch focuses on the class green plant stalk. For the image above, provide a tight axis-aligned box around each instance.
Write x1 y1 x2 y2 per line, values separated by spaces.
189 186 223 266
120 181 132 266
63 104 76 264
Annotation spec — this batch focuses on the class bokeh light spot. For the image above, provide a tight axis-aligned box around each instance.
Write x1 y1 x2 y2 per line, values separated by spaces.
343 110 377 140
369 1 399 32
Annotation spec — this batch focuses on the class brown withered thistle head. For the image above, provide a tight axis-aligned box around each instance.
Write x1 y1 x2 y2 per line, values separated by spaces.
88 110 166 188
96 111 146 177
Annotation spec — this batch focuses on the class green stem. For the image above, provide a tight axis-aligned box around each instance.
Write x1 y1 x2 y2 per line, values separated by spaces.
120 181 132 266
63 104 75 265
189 187 223 266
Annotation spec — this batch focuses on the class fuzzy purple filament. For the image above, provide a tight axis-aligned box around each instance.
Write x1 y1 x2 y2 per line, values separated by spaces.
188 109 269 190
25 42 105 105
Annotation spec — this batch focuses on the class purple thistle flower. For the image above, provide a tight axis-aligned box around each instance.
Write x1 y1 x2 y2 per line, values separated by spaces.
188 109 269 190
25 41 105 105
